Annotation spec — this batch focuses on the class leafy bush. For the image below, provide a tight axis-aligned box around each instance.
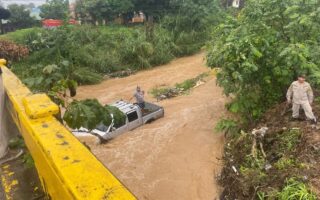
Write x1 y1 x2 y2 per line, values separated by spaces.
19 60 102 92
215 118 239 136
105 105 126 128
63 99 125 130
207 0 320 123
8 26 177 83
72 68 103 85
0 40 29 61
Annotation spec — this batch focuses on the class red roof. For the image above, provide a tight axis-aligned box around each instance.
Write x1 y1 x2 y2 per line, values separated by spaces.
42 19 78 27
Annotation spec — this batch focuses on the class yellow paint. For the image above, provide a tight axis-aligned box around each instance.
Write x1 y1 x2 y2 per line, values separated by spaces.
1 62 136 200
0 59 6 67
0 164 18 200
23 94 59 119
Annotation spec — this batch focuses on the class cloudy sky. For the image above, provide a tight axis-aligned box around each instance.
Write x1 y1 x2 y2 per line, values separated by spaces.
0 0 46 7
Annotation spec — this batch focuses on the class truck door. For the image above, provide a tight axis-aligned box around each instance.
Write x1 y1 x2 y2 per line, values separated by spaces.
127 111 141 130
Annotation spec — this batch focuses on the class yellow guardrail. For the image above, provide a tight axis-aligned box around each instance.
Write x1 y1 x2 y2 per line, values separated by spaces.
0 59 136 200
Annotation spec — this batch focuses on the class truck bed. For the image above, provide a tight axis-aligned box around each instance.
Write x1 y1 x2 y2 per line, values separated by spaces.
142 102 163 117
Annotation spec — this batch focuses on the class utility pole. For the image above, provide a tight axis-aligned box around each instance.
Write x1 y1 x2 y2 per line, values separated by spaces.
0 59 8 159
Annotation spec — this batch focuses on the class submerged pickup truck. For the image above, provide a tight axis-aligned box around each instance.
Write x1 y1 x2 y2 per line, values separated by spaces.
72 100 164 143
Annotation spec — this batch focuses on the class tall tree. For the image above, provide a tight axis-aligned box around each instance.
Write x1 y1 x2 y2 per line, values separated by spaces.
40 0 69 19
76 0 133 22
132 0 171 20
75 0 133 24
0 7 10 34
8 4 37 29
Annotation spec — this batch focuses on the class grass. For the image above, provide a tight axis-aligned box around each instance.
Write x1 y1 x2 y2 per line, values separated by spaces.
0 28 42 44
274 157 297 170
277 178 316 200
277 129 301 154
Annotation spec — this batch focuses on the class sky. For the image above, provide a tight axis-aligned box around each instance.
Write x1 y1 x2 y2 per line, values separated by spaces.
0 0 46 7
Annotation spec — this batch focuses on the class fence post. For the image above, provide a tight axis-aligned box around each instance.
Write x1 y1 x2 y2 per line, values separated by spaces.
0 59 8 159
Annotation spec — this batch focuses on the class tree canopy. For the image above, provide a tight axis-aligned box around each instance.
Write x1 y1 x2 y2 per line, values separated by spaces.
75 0 134 23
0 7 10 20
0 7 11 34
7 4 37 28
40 0 69 19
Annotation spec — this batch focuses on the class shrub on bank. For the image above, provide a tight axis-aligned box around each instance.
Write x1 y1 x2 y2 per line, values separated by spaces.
5 25 206 87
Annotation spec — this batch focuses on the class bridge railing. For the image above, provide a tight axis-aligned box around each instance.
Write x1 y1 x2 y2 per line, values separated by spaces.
0 59 136 200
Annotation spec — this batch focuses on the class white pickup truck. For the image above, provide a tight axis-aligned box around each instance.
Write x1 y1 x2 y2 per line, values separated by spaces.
72 100 164 143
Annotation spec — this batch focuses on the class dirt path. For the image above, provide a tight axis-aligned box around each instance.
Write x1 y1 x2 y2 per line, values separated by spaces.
76 53 227 200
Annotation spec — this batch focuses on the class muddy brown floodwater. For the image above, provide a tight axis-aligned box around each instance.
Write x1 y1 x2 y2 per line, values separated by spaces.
76 53 228 200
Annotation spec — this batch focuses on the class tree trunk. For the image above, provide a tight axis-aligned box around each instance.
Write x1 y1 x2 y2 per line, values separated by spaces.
0 68 8 158
0 20 3 35
145 15 154 42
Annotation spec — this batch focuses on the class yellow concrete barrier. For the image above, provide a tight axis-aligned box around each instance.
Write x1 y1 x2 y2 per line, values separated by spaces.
0 60 136 200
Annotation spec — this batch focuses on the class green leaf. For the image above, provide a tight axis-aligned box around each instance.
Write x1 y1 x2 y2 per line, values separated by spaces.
43 64 59 74
251 46 262 58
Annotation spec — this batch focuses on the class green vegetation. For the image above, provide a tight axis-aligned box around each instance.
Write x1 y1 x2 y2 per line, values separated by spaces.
277 178 316 200
8 137 35 168
274 157 297 170
219 110 319 199
0 0 225 133
22 152 35 168
215 118 239 136
8 137 26 149
5 25 210 89
257 180 317 200
277 128 301 154
39 0 69 19
63 99 125 130
0 28 41 43
7 4 38 29
207 0 320 123
150 73 209 100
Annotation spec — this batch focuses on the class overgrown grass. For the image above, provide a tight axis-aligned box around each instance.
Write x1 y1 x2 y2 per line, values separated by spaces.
277 178 317 200
3 25 206 88
0 28 42 44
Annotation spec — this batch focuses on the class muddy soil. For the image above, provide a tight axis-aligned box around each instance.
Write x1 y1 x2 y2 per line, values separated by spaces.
76 53 228 200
